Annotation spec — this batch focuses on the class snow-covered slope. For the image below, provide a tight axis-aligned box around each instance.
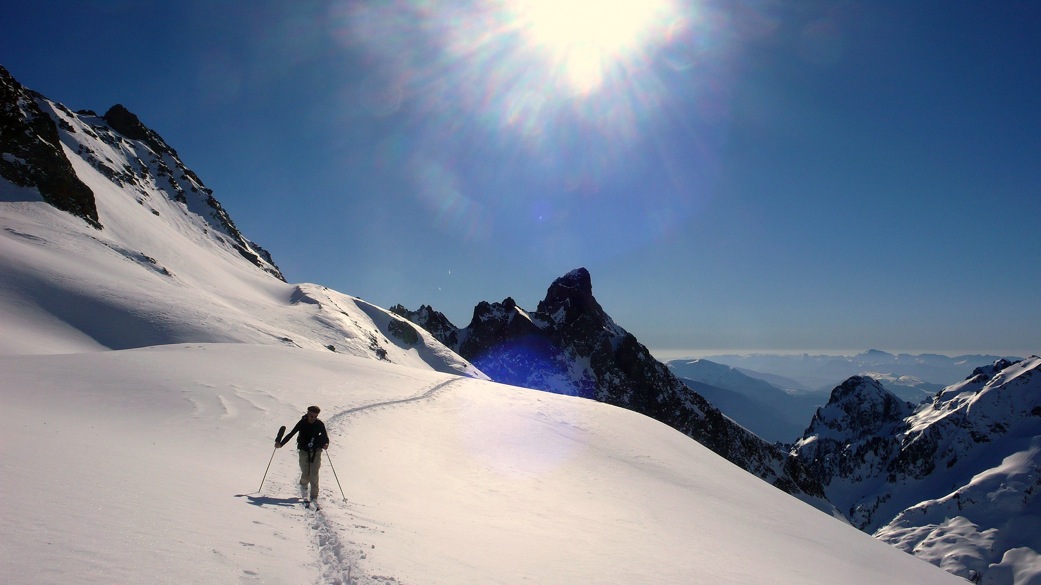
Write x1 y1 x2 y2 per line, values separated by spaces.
876 357 1041 584
794 362 1041 584
0 66 480 378
0 344 967 585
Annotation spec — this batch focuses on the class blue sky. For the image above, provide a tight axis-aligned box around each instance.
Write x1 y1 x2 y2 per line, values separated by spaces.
3 0 1039 357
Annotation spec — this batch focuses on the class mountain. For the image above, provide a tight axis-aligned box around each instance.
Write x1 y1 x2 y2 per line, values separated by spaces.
0 64 480 377
793 360 1041 584
392 269 828 505
0 65 967 584
701 350 1019 400
668 358 826 444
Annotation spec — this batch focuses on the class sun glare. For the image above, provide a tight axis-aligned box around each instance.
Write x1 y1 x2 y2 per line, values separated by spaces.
509 0 675 94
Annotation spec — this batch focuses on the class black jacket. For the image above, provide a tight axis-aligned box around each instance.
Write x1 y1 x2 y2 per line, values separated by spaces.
281 415 329 452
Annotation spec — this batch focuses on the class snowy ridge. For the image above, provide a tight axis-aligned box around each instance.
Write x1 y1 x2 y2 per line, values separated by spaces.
0 68 481 377
793 358 1041 583
44 98 281 278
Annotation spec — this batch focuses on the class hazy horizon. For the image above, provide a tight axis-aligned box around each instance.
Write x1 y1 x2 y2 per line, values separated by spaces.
650 348 1032 362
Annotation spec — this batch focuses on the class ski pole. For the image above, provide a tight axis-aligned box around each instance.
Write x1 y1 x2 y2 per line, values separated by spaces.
325 449 347 502
258 446 277 492
258 425 287 493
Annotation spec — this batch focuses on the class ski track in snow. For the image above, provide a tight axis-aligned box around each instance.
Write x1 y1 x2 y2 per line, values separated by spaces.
304 377 465 585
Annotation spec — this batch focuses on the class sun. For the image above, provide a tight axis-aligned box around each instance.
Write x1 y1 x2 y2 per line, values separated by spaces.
508 0 676 94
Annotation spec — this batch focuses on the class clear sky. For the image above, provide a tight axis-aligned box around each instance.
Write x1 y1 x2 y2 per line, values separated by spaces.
3 0 1039 357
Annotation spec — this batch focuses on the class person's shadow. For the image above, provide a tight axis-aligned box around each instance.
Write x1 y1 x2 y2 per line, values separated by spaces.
235 494 302 507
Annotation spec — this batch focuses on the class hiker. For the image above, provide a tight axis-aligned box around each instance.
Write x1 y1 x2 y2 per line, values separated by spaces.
276 405 329 502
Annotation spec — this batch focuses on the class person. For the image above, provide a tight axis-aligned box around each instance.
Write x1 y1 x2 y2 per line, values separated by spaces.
276 405 329 502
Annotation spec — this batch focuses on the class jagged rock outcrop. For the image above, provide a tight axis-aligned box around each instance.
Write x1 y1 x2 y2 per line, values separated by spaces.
395 268 826 502
391 303 459 348
0 65 99 227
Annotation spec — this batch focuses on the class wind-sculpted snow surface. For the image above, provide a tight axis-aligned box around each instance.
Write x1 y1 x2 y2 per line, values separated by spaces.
793 358 1041 584
0 344 967 585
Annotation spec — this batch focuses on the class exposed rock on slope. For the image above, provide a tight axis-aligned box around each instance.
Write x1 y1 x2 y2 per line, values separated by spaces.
0 65 98 227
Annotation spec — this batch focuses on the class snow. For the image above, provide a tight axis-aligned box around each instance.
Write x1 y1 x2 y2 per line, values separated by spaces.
876 436 1041 583
0 85 973 584
0 345 967 585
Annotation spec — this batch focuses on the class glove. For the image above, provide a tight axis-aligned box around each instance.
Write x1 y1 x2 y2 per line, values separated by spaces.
275 441 283 448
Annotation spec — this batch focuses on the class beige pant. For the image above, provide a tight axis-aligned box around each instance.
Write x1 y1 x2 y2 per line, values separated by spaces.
298 449 322 500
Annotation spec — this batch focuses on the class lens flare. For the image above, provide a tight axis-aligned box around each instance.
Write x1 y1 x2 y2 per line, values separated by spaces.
509 0 675 94
330 0 729 252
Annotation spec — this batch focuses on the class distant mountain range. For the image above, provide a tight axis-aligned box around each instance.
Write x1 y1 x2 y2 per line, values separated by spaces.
667 359 823 444
664 350 1023 445
696 350 1019 397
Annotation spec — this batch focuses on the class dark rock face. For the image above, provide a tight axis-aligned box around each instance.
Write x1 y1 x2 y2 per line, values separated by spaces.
396 268 826 501
391 304 459 348
104 105 164 149
0 65 99 227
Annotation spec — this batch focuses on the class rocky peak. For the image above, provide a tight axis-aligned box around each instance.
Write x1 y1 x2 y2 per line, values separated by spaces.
390 304 459 348
793 375 916 521
536 267 606 326
99 103 282 280
104 104 153 142
806 376 913 441
103 104 175 158
793 355 1041 541
1 67 283 281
